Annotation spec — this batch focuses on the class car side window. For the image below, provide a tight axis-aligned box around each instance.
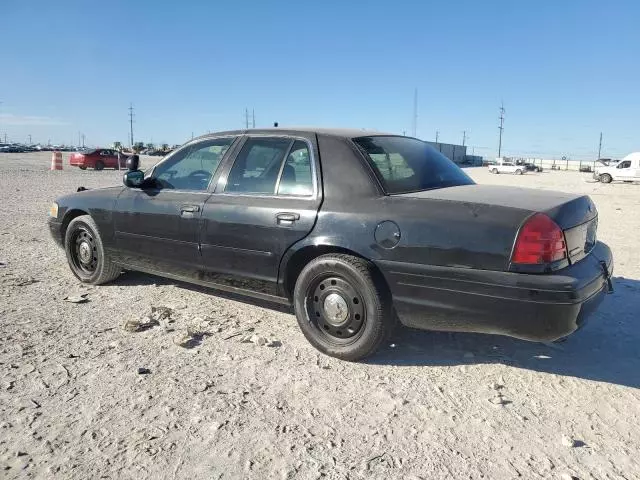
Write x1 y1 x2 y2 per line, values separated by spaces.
276 140 313 196
618 161 631 169
153 138 234 191
225 137 292 194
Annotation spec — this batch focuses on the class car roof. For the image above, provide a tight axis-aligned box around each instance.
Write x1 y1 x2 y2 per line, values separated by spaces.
192 127 396 141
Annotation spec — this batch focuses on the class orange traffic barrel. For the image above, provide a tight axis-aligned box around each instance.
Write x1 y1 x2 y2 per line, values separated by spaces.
50 151 63 170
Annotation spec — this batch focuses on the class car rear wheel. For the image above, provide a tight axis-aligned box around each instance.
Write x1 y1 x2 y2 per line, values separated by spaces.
600 173 612 184
79 166 87 170
95 160 105 171
293 254 395 361
64 215 121 285
491 168 498 174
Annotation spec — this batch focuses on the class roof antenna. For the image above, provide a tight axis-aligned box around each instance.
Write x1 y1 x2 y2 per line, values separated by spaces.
273 122 278 128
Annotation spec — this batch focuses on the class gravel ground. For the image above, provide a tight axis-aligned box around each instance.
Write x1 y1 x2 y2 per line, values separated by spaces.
1 152 639 480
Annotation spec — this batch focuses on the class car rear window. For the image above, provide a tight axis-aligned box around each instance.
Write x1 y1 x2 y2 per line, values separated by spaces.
353 136 474 194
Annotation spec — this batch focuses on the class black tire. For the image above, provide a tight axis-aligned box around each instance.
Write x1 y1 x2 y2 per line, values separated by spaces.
95 160 105 171
79 166 87 170
600 173 612 184
491 168 498 174
515 169 523 175
64 215 121 284
293 254 395 361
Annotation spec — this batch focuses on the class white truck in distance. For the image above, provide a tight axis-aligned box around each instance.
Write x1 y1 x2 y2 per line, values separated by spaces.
488 159 525 175
595 152 640 183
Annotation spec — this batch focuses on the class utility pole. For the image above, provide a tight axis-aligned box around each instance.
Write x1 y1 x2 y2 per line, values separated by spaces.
82 134 85 148
498 101 505 158
78 131 81 147
28 134 32 145
462 130 467 146
412 88 418 137
245 108 249 129
597 132 603 160
128 103 135 148
252 109 255 128
435 130 439 143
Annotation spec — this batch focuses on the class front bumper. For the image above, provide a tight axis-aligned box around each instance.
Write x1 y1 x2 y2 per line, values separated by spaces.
48 218 64 247
378 241 613 342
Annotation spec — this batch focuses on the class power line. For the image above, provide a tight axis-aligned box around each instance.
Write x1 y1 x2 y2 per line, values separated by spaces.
498 101 505 157
412 88 418 137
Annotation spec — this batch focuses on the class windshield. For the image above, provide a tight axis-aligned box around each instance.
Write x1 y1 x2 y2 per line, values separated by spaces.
353 136 475 194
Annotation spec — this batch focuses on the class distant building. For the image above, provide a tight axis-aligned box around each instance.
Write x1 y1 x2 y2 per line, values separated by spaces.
426 141 467 164
425 141 483 166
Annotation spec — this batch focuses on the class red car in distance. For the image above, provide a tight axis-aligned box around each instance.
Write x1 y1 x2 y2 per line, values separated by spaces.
69 149 129 170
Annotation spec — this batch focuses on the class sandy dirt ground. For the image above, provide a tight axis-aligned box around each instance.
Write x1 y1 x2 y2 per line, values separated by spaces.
0 152 638 480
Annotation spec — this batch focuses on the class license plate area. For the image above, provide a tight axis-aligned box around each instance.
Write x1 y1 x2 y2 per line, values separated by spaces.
565 217 598 264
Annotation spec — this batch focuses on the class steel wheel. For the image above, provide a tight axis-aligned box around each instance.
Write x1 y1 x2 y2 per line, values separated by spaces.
306 275 366 343
293 254 395 361
64 215 121 284
69 226 98 275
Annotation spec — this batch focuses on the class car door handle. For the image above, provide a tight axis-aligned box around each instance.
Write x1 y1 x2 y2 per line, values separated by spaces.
276 212 300 225
180 205 200 214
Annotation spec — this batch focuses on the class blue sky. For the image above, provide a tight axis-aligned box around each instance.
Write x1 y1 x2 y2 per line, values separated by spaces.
1 0 638 159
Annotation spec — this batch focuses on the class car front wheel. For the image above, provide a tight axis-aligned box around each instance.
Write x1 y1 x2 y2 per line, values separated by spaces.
515 169 523 175
491 168 498 174
79 166 87 170
600 173 612 184
64 215 121 284
293 254 395 361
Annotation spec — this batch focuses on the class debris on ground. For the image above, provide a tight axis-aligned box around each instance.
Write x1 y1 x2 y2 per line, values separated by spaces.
123 316 160 333
63 293 89 304
137 367 151 375
150 306 174 321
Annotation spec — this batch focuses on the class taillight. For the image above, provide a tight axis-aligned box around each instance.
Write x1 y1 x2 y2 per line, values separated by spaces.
512 213 567 264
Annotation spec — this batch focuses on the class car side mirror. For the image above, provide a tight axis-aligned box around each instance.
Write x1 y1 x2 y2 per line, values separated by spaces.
126 154 140 171
123 170 145 188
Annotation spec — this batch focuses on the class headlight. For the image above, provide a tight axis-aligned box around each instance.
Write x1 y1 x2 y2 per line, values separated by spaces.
49 202 59 218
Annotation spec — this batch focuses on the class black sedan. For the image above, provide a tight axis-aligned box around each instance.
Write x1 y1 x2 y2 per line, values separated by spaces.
48 128 613 361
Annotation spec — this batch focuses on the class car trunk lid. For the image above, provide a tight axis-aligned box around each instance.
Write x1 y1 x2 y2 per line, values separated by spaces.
395 184 598 267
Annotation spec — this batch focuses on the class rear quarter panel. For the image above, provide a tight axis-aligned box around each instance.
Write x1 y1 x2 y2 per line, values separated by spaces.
282 134 530 278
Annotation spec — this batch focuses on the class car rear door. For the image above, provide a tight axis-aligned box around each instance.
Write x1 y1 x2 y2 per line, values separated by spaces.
199 134 321 295
112 136 239 273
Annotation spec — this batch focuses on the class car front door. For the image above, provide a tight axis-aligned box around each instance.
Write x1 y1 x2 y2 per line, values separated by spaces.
614 160 633 181
199 135 321 296
112 136 238 274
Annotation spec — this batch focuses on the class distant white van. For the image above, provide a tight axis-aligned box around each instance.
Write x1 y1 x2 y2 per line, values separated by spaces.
595 152 640 183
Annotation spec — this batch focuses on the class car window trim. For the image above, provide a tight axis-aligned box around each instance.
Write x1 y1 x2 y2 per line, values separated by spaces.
143 135 240 193
273 140 296 195
215 134 318 199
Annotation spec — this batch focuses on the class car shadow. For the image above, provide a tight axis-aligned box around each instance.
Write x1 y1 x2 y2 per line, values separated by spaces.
368 276 640 389
112 271 639 388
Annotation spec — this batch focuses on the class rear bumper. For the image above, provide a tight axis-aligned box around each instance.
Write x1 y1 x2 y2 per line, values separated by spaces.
377 241 613 342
